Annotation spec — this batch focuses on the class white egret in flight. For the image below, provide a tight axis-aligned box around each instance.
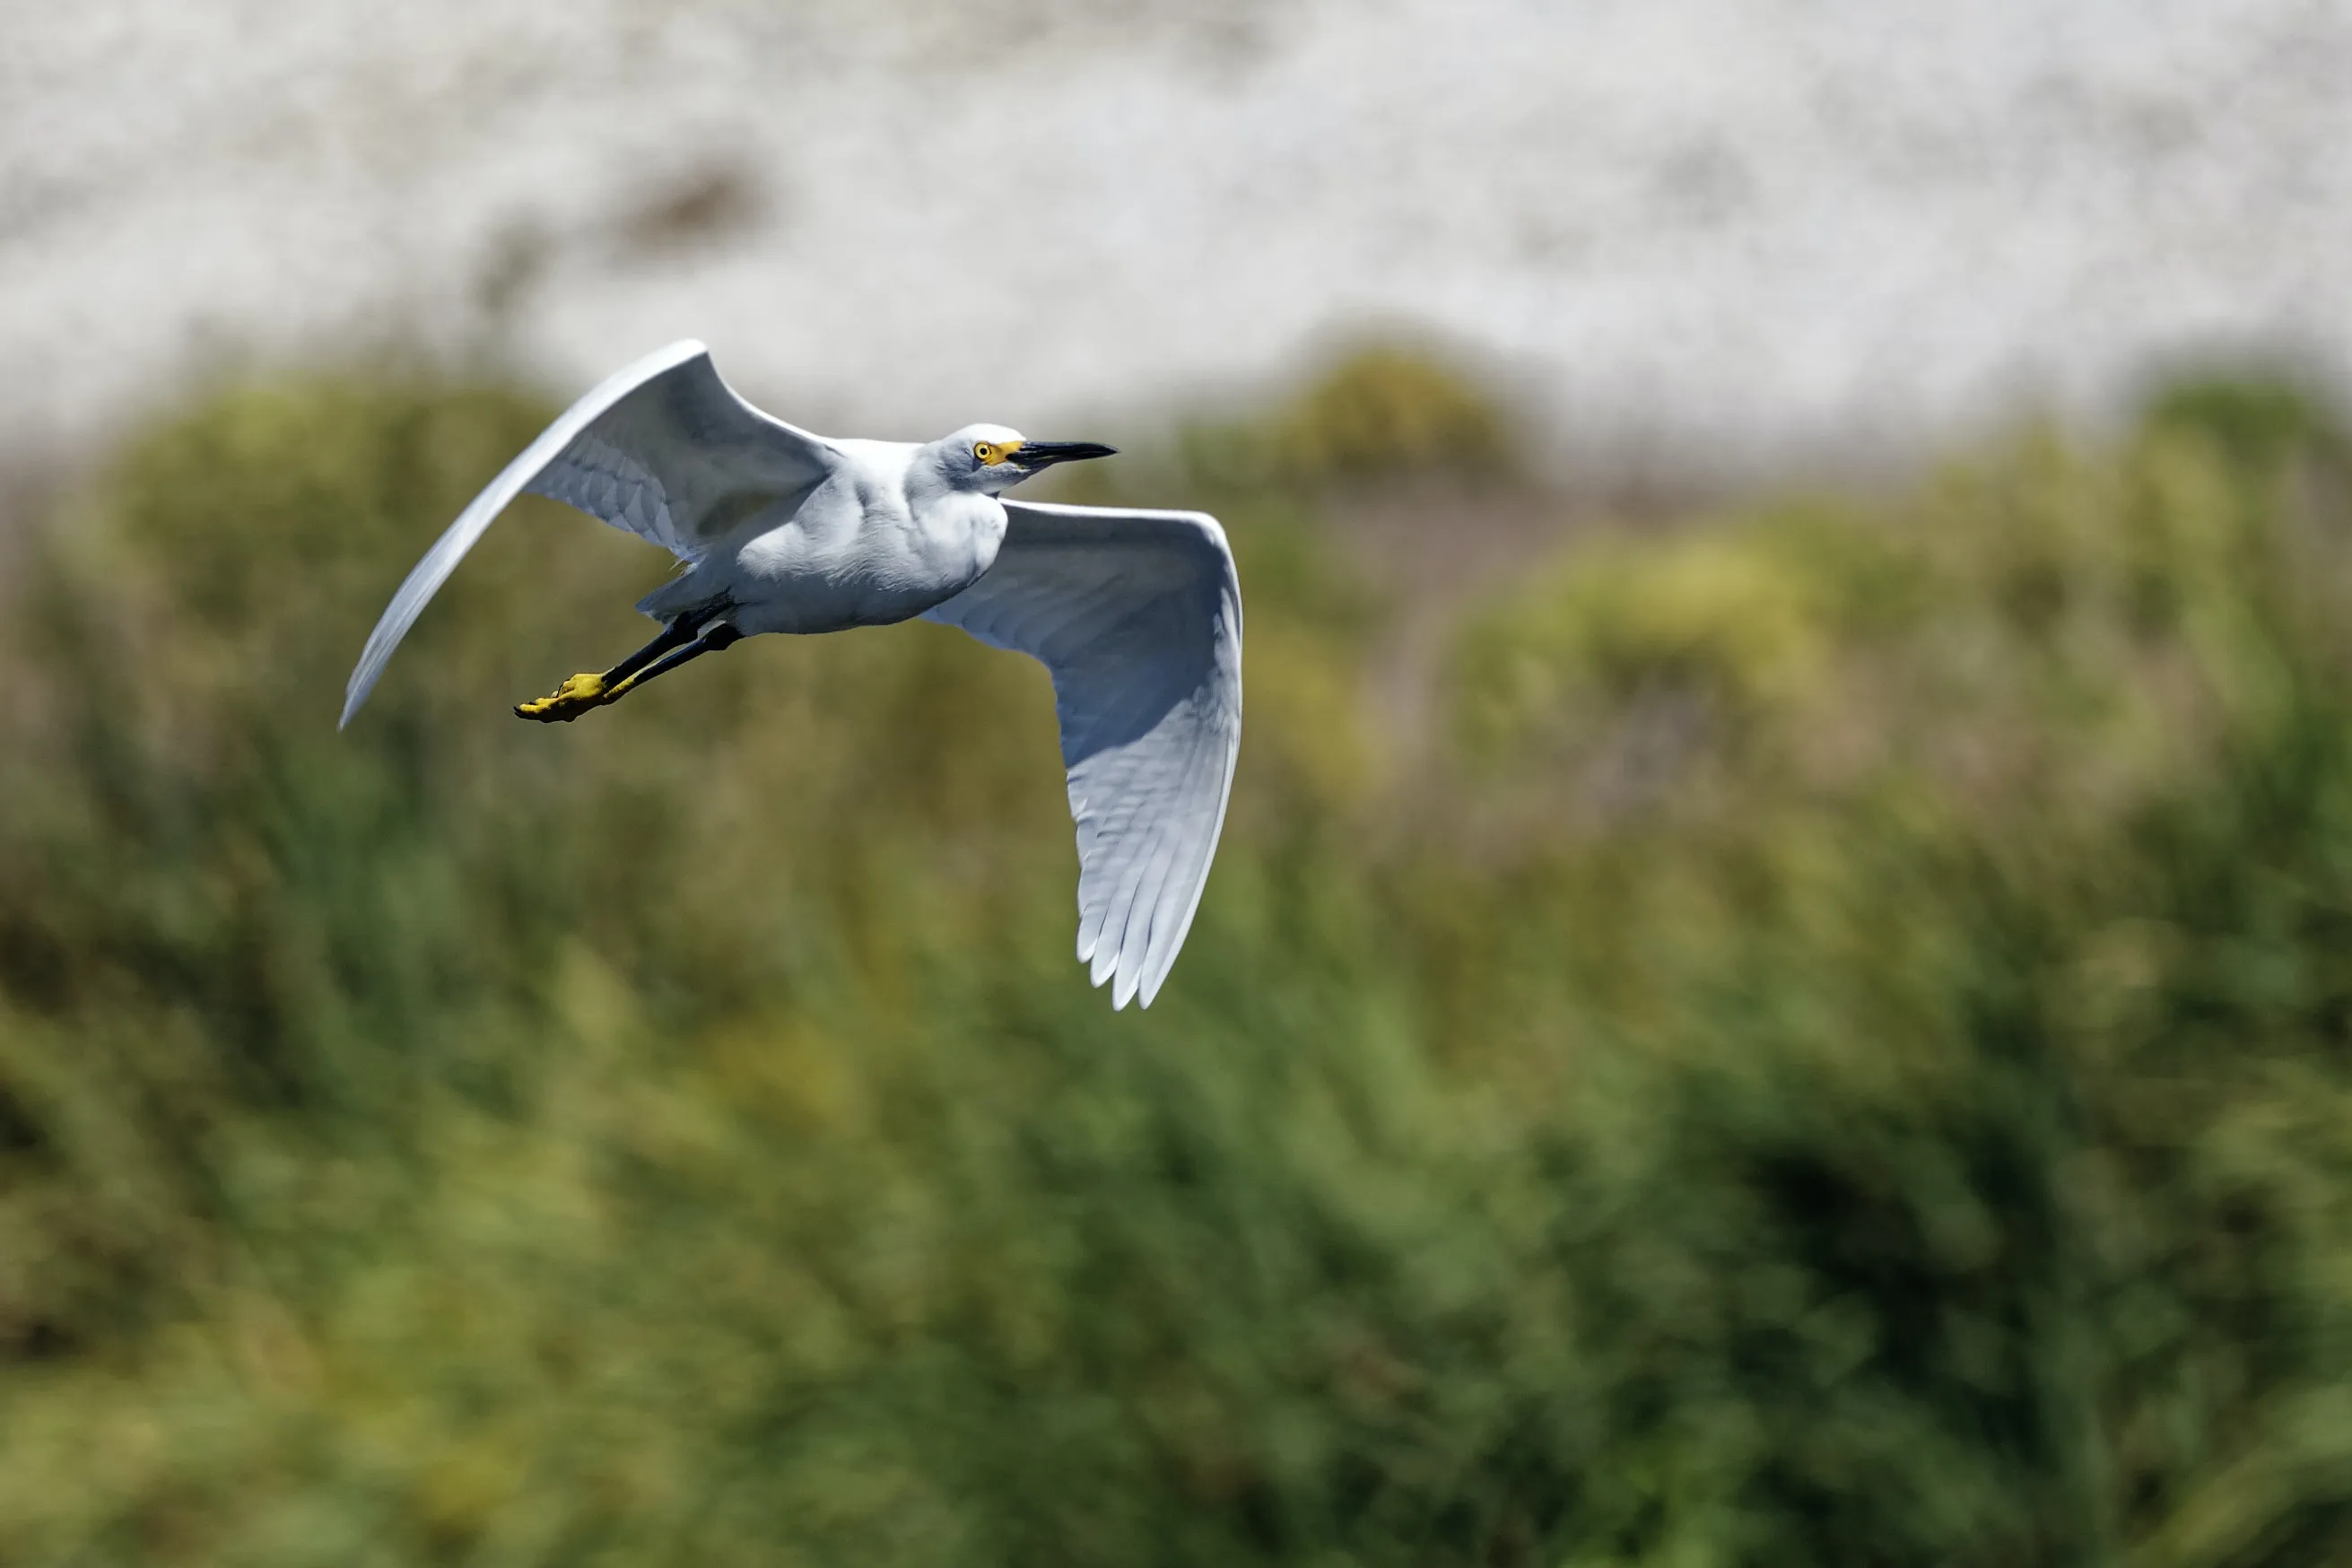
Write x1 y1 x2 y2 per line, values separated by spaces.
341 341 1241 1009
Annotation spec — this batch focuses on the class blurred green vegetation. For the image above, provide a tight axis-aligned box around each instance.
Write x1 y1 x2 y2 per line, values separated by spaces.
5 349 2352 1567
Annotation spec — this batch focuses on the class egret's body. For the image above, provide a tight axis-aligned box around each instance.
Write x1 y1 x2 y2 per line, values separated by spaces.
641 438 1006 636
341 341 1241 1010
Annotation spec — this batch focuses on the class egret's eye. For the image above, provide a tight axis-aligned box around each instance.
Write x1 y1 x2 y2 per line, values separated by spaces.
973 442 993 462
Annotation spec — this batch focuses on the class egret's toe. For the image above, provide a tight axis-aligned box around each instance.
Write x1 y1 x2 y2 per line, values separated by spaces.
514 672 609 722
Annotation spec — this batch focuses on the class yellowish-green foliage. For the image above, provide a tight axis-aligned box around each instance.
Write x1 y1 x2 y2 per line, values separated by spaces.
1139 344 1519 501
1269 343 1519 484
4 352 2352 1566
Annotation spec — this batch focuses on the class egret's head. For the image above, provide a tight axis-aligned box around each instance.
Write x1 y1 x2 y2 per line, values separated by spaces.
935 423 1118 493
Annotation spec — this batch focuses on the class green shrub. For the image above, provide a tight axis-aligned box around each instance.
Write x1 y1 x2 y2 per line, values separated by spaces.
3 355 2352 1566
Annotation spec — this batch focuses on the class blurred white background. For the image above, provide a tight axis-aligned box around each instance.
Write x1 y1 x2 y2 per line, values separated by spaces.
6 0 2348 481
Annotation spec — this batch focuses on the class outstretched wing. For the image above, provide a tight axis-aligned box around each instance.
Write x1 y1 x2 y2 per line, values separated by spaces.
339 340 838 727
926 501 1243 1009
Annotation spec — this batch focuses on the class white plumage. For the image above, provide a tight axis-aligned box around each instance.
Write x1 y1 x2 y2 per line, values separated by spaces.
341 341 1241 1010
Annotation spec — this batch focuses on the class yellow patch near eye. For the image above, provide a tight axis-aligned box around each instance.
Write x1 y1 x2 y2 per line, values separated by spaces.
975 440 1024 466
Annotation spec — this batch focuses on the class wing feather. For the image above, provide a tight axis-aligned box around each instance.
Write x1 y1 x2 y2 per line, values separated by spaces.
338 340 838 727
926 500 1243 1008
1137 718 1224 1000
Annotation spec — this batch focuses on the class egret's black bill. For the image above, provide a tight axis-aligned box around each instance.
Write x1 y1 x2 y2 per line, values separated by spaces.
1017 440 1118 472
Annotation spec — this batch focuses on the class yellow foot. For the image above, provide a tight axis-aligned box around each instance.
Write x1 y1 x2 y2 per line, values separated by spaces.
514 672 611 722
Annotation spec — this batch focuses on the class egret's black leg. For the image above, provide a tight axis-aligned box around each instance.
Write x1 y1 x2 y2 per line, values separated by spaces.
604 618 701 684
514 614 711 722
514 622 742 722
602 623 744 701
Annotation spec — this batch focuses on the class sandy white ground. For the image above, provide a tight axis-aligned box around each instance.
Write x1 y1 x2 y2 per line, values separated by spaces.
6 0 2348 477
